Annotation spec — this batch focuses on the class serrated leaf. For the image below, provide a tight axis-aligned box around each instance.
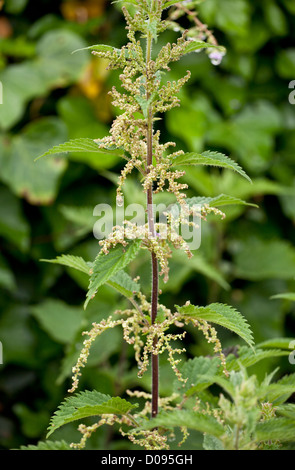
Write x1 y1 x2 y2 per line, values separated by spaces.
226 346 290 372
256 418 295 443
184 194 257 209
176 357 221 395
35 138 125 161
47 390 137 437
137 409 224 437
73 44 121 55
41 254 141 301
107 270 141 298
176 302 254 348
20 440 71 450
172 151 251 183
263 373 295 404
41 254 91 275
183 40 226 55
85 240 141 308
276 404 295 420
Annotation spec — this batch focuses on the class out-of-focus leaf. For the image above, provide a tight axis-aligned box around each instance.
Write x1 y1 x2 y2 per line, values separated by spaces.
0 118 68 205
0 30 89 130
4 0 28 14
271 293 295 302
171 250 230 290
0 186 30 251
234 239 295 281
31 299 83 344
0 254 15 291
198 0 251 35
263 1 287 36
257 338 295 350
276 49 295 78
13 404 50 439
0 305 36 366
207 101 282 174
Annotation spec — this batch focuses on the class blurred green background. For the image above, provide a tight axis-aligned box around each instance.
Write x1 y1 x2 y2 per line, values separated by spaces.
0 0 295 450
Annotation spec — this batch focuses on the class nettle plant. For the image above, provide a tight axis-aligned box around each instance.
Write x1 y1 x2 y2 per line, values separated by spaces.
31 0 295 451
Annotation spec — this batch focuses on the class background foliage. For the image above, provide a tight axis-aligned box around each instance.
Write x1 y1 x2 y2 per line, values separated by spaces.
0 0 294 449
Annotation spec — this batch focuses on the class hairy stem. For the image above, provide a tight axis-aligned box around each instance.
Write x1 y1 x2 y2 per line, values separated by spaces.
146 25 159 419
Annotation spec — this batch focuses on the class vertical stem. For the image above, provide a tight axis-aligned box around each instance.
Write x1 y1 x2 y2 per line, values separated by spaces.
146 25 159 418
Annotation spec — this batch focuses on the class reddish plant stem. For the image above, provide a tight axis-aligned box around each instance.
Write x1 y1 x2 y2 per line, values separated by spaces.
146 27 159 418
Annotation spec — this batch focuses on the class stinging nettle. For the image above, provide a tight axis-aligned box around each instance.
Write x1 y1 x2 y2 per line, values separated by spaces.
37 0 257 450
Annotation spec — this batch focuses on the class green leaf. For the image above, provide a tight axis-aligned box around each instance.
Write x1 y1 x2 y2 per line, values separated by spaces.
199 0 250 36
163 0 187 8
176 302 254 348
184 194 257 209
226 346 290 372
85 240 142 308
0 254 15 291
42 254 141 300
276 404 295 420
47 390 137 437
5 0 28 14
172 151 251 183
41 254 91 275
183 40 226 56
137 409 224 437
271 293 295 302
20 440 71 450
0 118 68 205
171 250 230 291
0 186 30 252
57 95 117 170
264 373 295 405
256 418 295 443
206 101 282 174
177 356 221 395
276 48 295 79
35 138 125 161
107 270 141 299
234 238 295 281
257 338 295 350
203 434 224 450
31 299 83 344
0 30 89 130
73 44 121 55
